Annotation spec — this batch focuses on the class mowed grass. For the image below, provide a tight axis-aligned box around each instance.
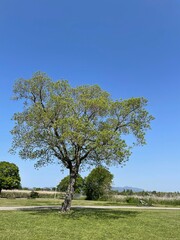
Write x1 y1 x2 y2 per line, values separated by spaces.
0 208 180 240
0 198 63 207
0 198 132 207
1 198 180 210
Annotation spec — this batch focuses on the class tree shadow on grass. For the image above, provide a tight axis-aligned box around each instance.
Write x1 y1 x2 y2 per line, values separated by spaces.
24 208 140 220
67 208 139 220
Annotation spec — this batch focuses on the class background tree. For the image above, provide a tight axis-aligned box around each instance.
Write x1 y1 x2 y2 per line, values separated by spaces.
0 161 21 193
84 166 113 200
11 72 154 212
57 174 84 194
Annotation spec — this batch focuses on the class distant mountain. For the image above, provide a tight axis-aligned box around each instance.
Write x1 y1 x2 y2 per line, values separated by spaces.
112 186 144 192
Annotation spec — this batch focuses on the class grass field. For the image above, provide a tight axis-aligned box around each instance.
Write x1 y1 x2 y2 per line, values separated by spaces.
0 198 180 208
0 208 180 240
0 198 63 207
1 189 180 207
0 198 136 208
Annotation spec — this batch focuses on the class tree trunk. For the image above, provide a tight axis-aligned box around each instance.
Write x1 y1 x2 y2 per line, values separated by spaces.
61 167 78 212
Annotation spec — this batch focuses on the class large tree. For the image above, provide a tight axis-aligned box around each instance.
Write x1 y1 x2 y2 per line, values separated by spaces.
57 174 84 194
0 161 21 193
84 166 113 200
11 72 154 212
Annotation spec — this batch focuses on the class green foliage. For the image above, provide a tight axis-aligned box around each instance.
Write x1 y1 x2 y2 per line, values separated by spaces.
125 197 139 205
11 72 154 170
28 191 39 199
125 197 153 206
120 189 134 195
0 161 21 193
108 195 180 207
11 72 154 211
85 166 113 200
57 174 84 193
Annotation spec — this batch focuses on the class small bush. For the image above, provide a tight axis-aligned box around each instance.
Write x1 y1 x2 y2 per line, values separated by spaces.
28 191 39 199
126 197 139 205
138 198 153 206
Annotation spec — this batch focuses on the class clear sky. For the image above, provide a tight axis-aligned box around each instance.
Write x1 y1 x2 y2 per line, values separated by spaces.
0 0 179 192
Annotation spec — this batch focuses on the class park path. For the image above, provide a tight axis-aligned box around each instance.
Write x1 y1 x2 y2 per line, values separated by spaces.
0 205 180 211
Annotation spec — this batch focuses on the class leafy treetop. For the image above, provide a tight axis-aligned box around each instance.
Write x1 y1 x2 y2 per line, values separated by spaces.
0 161 21 193
57 174 84 194
85 166 113 200
11 71 154 172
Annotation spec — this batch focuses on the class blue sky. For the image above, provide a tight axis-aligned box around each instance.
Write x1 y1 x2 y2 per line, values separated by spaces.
0 0 179 192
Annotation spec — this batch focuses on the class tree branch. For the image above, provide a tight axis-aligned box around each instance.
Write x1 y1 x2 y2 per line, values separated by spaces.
39 88 46 109
114 105 140 132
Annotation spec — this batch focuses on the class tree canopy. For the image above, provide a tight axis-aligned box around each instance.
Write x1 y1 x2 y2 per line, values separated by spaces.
57 174 84 194
0 161 21 193
11 72 154 211
85 166 113 200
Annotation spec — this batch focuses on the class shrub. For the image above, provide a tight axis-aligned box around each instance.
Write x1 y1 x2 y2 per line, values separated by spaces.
126 197 139 205
28 191 39 199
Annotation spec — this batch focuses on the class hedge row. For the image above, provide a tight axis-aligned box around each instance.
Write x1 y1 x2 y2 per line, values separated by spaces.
107 195 180 206
0 190 65 199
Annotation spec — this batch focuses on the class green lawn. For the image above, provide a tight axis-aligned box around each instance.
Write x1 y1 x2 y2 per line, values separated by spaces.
1 198 180 208
0 198 132 207
0 198 63 207
0 208 180 240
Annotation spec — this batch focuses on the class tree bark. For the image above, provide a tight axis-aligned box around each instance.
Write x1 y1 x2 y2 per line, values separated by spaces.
60 167 78 212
